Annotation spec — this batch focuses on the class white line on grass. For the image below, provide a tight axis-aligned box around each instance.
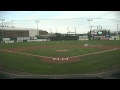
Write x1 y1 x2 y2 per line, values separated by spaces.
0 48 120 59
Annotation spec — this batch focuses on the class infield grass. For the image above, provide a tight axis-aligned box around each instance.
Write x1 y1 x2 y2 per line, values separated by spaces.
0 50 120 74
0 40 120 49
0 40 120 74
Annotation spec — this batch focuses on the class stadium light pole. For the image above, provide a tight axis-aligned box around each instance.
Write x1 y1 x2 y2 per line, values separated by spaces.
87 19 92 30
117 23 120 36
12 20 16 38
117 23 118 36
115 19 120 36
34 20 39 36
12 20 14 30
0 19 5 39
87 19 93 40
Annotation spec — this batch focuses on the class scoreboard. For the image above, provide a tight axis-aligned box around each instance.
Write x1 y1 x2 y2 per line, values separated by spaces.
90 30 110 40
105 30 110 38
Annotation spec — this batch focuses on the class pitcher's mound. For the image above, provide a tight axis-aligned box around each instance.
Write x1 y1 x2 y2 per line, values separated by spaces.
56 49 69 52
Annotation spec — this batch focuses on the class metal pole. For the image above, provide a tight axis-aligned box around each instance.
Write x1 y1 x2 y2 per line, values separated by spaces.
56 28 57 33
75 27 76 35
34 20 39 36
2 20 3 38
87 20 90 29
12 20 14 30
37 22 38 35
1 19 5 39
75 27 76 32
87 19 92 30
50 28 51 34
12 20 16 38
117 23 118 36
91 25 92 31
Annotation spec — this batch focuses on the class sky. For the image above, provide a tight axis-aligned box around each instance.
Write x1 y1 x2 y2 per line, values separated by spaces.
0 11 120 34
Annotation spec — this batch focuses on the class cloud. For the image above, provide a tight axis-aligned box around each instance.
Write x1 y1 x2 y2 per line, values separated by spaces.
50 11 108 19
1 11 118 34
112 11 120 18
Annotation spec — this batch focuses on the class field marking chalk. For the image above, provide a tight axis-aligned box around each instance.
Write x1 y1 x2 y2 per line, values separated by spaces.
53 58 60 60
62 58 68 60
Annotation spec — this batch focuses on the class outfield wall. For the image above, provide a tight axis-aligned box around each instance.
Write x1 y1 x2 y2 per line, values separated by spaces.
50 36 79 41
0 37 48 44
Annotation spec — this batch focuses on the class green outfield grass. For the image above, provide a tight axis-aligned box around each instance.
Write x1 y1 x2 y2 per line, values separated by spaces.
0 40 120 49
0 50 120 74
0 40 120 75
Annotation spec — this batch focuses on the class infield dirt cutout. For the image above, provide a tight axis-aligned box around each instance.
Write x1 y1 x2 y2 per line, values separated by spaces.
1 45 120 64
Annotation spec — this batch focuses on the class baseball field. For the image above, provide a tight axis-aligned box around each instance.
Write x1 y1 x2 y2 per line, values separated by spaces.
0 40 120 77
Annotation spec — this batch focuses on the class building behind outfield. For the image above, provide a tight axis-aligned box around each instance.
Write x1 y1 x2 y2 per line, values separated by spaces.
0 30 29 38
0 28 48 38
0 27 49 43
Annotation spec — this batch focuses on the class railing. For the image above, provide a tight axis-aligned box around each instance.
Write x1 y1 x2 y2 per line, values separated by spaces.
0 69 120 79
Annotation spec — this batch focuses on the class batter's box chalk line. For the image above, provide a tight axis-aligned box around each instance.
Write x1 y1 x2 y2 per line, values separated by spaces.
53 58 68 60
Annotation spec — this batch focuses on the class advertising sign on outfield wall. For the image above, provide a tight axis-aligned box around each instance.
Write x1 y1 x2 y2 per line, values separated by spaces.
111 36 119 38
3 38 10 41
17 40 23 42
95 36 105 38
35 39 47 41
23 37 30 40
116 38 120 40
4 40 14 43
8 40 14 43
27 39 47 42
17 37 24 40
100 37 109 40
27 40 33 42
109 38 114 40
79 39 88 40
